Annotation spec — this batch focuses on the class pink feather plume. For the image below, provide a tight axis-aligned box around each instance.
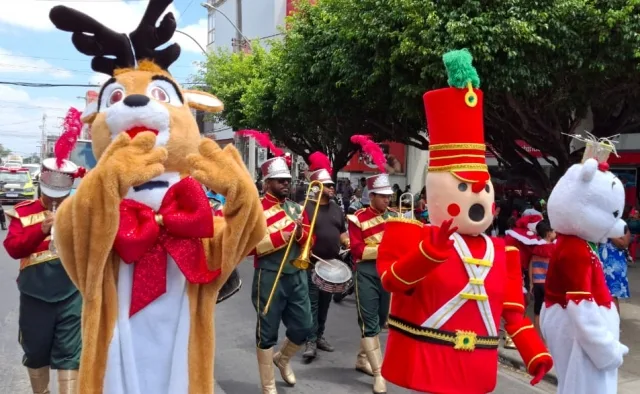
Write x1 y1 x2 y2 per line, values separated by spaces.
54 107 83 168
350 134 387 172
235 130 284 157
308 151 332 175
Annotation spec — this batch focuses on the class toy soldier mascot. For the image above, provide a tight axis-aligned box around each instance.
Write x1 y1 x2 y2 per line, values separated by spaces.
347 135 398 394
376 50 553 393
3 108 85 394
243 132 313 393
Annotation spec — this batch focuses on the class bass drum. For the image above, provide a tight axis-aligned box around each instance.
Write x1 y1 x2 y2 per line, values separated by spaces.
216 268 242 304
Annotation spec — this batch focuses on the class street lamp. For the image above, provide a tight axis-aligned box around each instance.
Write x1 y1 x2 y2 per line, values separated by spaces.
175 29 209 56
200 2 253 52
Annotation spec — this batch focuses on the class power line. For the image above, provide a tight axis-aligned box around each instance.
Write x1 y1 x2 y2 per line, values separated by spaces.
0 80 202 88
0 53 199 68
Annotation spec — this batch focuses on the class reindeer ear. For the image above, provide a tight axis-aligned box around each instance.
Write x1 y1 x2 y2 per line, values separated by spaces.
184 90 224 113
81 100 98 123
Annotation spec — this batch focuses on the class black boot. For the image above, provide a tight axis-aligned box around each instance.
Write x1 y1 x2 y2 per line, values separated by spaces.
302 341 317 362
316 336 334 352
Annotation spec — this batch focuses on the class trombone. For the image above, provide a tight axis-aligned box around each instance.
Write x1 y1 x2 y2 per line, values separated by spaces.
262 180 324 316
398 192 415 219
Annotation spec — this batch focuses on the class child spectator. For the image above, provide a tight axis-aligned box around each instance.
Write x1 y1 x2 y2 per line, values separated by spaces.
529 220 556 338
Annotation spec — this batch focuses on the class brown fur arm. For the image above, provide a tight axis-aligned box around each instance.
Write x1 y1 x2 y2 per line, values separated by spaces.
203 175 266 283
55 169 121 299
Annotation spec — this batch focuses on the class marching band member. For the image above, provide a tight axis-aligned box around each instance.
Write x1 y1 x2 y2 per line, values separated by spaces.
302 152 349 362
377 49 552 393
347 135 398 394
3 114 85 394
250 154 313 394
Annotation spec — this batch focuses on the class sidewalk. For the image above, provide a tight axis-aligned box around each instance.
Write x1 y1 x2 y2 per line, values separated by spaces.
498 264 640 392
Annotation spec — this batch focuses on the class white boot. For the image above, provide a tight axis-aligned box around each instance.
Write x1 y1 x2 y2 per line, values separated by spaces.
27 367 50 394
256 347 278 394
273 338 300 386
362 336 387 394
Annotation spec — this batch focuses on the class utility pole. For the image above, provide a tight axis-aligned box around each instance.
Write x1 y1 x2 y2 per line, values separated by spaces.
39 114 47 162
235 0 256 180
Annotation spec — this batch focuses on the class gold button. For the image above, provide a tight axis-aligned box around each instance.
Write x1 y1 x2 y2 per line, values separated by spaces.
155 214 164 226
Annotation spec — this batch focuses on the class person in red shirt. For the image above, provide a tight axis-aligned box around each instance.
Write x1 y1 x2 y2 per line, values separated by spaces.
528 221 556 337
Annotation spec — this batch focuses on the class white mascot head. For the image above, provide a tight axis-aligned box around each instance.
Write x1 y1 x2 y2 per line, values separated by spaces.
547 139 627 243
423 49 495 235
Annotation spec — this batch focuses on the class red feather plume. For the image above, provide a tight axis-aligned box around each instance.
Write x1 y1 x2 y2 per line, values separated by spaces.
350 134 387 172
54 107 83 168
235 130 284 157
308 151 332 175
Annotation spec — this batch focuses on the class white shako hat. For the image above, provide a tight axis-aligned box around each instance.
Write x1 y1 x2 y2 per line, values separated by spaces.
366 173 394 195
261 157 291 180
40 158 80 198
308 168 334 184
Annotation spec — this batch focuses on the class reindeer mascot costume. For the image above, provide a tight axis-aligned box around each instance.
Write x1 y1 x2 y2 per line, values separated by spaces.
377 49 553 393
48 1 266 393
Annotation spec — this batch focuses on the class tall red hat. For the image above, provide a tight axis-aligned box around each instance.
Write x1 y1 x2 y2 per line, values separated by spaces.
423 49 489 184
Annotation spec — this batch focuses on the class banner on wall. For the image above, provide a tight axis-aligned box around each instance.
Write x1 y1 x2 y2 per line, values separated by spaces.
343 141 406 175
610 168 637 207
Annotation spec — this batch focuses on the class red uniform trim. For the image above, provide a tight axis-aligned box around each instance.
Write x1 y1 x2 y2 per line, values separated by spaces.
504 318 553 375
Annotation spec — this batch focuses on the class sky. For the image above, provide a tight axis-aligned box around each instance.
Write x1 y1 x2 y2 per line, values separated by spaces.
0 0 209 156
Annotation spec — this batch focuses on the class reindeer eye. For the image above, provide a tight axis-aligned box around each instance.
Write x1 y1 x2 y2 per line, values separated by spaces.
108 89 124 106
151 87 169 102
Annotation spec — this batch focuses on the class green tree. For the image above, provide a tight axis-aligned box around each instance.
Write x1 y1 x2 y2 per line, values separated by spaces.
0 144 11 157
202 0 640 190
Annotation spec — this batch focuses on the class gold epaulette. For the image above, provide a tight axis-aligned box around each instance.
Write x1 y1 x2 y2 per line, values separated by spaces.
354 207 367 216
15 199 37 209
386 216 424 227
5 199 39 219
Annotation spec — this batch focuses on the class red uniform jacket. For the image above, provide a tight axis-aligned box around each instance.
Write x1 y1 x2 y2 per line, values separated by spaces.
4 199 52 268
347 207 397 263
249 193 312 264
377 219 552 393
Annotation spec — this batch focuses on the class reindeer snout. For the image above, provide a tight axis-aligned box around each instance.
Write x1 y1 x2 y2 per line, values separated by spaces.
123 94 150 108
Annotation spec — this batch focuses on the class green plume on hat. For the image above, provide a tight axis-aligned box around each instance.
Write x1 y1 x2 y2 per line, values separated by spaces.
442 49 480 89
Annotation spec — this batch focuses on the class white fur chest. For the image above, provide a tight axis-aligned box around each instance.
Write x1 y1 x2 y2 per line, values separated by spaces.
123 172 181 210
103 171 191 394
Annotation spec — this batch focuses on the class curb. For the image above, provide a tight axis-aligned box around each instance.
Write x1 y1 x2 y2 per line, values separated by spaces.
498 348 558 386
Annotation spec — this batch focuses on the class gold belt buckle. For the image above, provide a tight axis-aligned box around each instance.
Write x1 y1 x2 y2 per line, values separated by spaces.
453 330 477 352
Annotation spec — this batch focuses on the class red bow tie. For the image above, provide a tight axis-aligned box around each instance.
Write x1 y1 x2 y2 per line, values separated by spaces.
114 177 220 317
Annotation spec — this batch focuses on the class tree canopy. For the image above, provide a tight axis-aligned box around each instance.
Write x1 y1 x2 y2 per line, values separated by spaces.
200 0 640 190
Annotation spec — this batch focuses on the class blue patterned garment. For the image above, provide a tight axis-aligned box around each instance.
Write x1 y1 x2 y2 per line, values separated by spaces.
598 241 631 299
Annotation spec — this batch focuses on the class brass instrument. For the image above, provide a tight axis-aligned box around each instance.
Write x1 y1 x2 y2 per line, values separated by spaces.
261 180 325 316
48 202 57 254
398 192 415 219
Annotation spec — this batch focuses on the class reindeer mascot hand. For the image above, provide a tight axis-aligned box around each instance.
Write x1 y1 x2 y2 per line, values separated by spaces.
49 1 266 393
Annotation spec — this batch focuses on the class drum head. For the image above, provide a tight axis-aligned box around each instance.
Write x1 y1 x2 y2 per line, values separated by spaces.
314 259 352 283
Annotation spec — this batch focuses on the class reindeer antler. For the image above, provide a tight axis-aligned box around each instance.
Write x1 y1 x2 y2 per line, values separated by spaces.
50 6 135 75
50 0 181 75
129 0 181 70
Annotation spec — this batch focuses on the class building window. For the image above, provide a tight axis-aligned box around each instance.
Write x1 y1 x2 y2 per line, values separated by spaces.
207 11 215 45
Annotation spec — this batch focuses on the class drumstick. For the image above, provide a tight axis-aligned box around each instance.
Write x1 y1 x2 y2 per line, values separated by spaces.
311 253 340 268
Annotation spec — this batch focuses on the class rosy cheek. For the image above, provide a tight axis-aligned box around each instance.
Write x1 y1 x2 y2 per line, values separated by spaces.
447 203 461 217
492 203 496 215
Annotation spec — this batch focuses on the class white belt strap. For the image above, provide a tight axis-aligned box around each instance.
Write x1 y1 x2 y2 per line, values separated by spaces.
421 233 498 336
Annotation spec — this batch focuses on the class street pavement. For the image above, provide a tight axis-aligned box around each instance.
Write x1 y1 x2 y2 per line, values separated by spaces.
0 227 554 393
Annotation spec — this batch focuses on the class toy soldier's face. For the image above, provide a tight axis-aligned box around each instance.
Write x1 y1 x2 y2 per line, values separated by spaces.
426 172 495 236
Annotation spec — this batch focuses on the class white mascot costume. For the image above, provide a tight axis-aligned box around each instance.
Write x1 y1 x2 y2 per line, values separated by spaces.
542 136 629 394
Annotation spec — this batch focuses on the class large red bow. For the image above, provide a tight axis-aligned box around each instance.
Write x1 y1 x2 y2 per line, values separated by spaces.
114 177 219 317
